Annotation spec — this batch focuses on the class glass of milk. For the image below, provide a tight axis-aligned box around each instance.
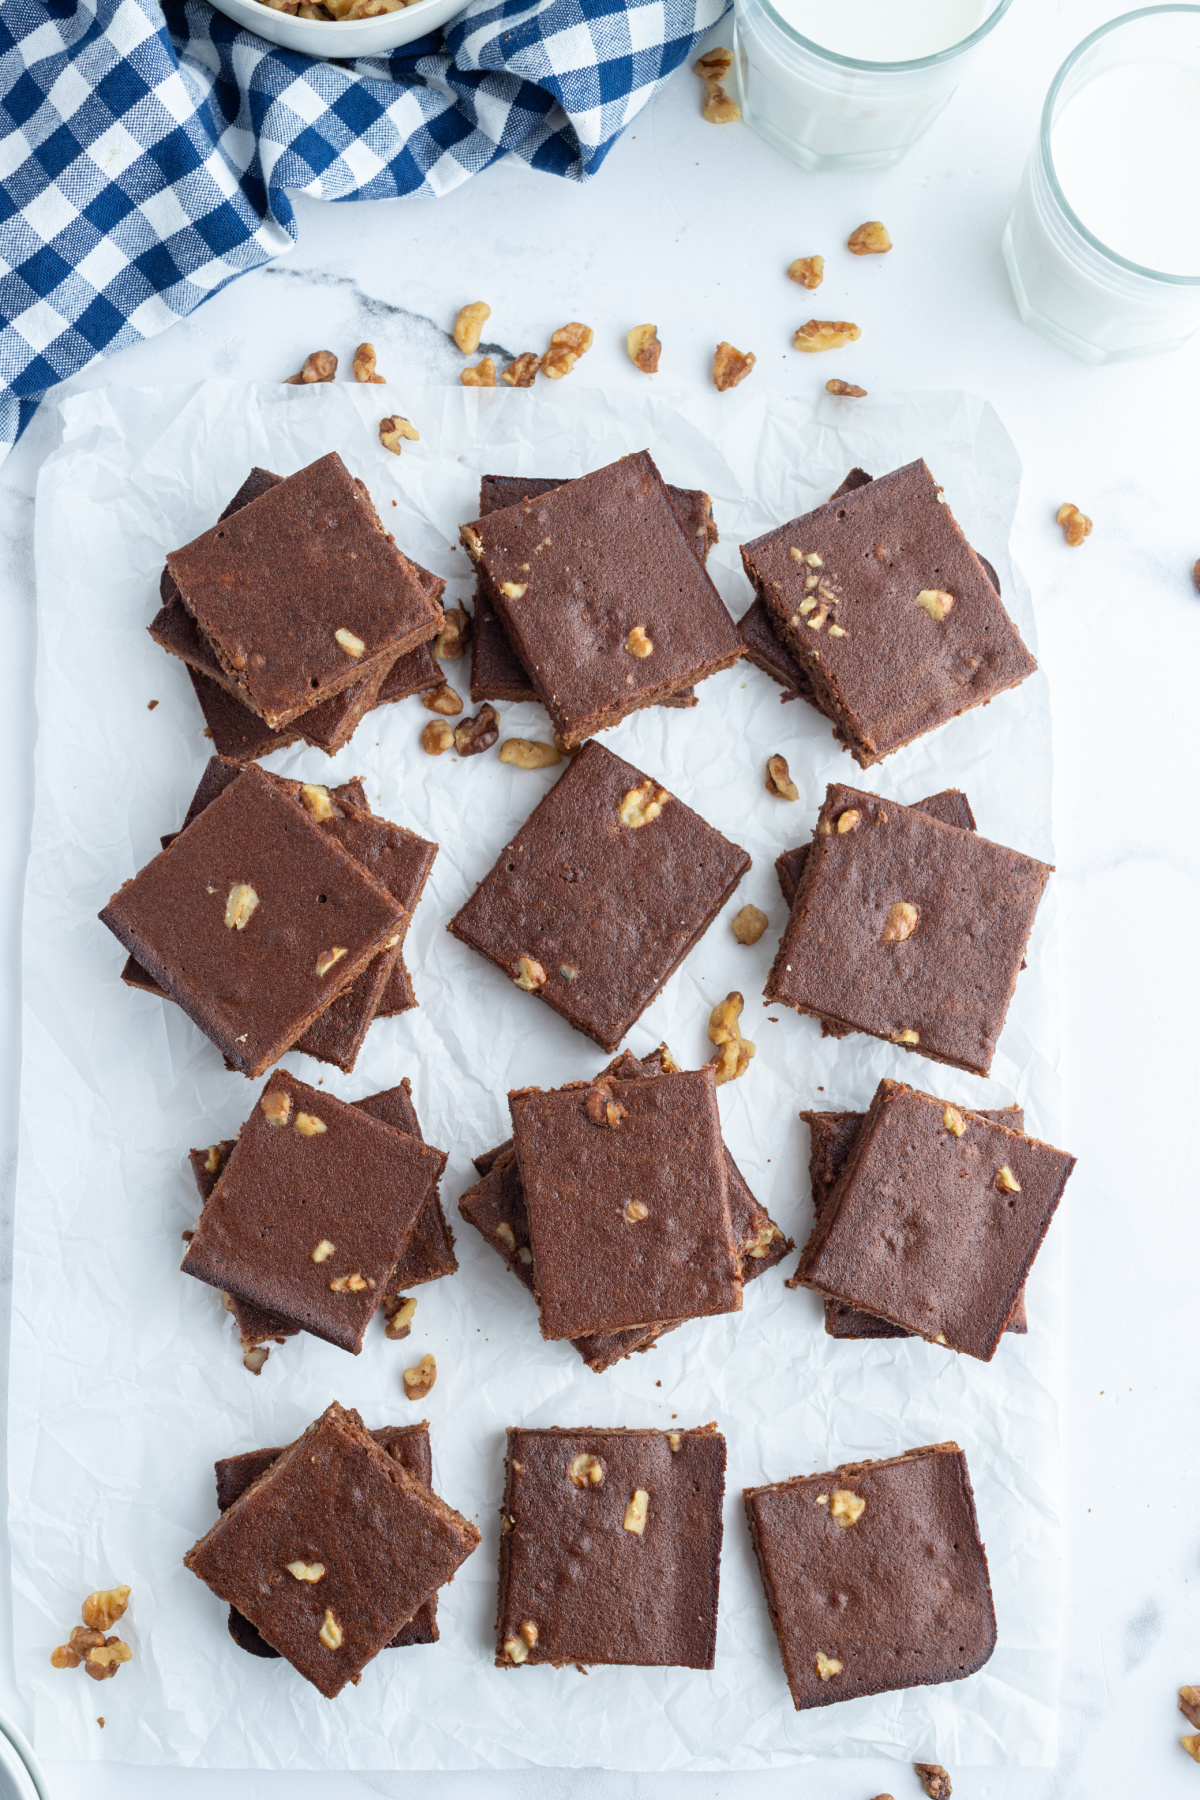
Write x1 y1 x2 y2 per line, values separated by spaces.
1003 7 1200 363
732 0 1012 171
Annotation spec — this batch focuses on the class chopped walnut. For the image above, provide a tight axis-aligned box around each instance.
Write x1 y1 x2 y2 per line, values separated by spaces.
518 1620 538 1647
1184 1735 1200 1763
422 719 454 755
285 350 336 385
765 754 799 801
711 1037 754 1083
421 682 464 716
499 580 527 599
224 882 259 931
461 358 496 387
708 990 755 1084
709 991 745 1045
788 255 824 289
295 1113 327 1139
1181 1686 1200 1729
330 1272 370 1293
732 903 768 945
352 342 385 384
569 1452 606 1489
83 1639 132 1681
82 1587 131 1633
693 45 733 78
623 1199 649 1222
335 626 365 658
261 1089 292 1128
881 901 919 943
454 301 491 354
814 1650 843 1680
996 1164 1022 1193
942 1105 967 1138
586 1085 626 1127
623 1489 649 1534
619 778 669 829
514 955 548 992
837 808 861 833
319 1609 343 1651
504 1634 529 1664
300 783 336 821
745 1221 781 1259
501 352 540 388
624 624 654 658
826 378 867 397
312 1240 335 1262
914 588 954 622
1056 502 1092 546
203 1145 222 1175
542 323 594 380
702 79 741 122
499 737 562 769
915 1766 952 1799
454 704 499 756
829 1488 866 1528
383 1295 417 1340
314 947 347 978
403 1353 437 1400
243 1343 269 1375
891 1027 920 1046
379 415 419 454
667 1431 682 1451
287 1560 325 1582
433 607 471 659
794 319 862 353
496 1222 516 1249
626 325 661 373
847 220 892 255
713 341 755 390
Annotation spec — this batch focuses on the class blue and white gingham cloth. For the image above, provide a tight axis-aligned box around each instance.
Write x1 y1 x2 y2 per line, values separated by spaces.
0 0 725 459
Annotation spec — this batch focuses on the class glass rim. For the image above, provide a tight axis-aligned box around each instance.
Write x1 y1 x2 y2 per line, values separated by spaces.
740 0 1013 72
1040 4 1200 286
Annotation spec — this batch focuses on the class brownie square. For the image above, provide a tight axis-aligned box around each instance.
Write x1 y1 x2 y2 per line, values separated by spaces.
449 739 750 1052
181 1070 447 1353
793 1078 1074 1360
509 1064 741 1340
468 472 714 709
743 1441 996 1710
765 783 1052 1076
774 786 977 909
795 1103 1029 1337
460 451 741 743
183 1401 479 1697
215 1422 441 1656
497 1424 726 1669
165 453 443 729
740 459 1035 766
100 765 406 1077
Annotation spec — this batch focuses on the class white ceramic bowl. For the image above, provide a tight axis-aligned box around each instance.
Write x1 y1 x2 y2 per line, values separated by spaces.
207 0 468 58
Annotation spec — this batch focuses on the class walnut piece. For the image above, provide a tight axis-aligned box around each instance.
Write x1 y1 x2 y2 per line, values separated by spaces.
319 1609 343 1651
261 1089 292 1127
826 378 867 397
667 1431 682 1451
623 1489 649 1534
82 1587 131 1633
461 358 496 387
499 580 527 599
496 1222 516 1249
83 1639 132 1681
891 1027 920 1046
203 1145 222 1175
454 301 491 354
454 704 499 756
837 808 861 833
285 350 336 385
788 255 824 289
295 1114 327 1141
502 352 540 388
881 901 919 943
627 325 661 373
312 1240 335 1262
794 319 862 353
848 220 892 255
243 1344 269 1374
746 1221 782 1259
379 415 419 454
287 1560 325 1582
623 1199 649 1222
693 45 733 78
314 946 347 978
225 882 259 931
814 1650 843 1680
1180 1686 1200 1729
996 1164 1022 1193
708 990 755 1085
514 955 547 992
713 341 756 391
403 1353 437 1400
914 588 954 622
569 1452 606 1489
625 624 654 658
335 626 365 658
518 1620 538 1647
499 737 562 769
330 1272 370 1293
503 1634 529 1664
352 342 385 384
586 1085 626 1127
300 783 335 821
542 323 594 380
732 904 768 945
1184 1735 1200 1763
915 1766 952 1798
422 682 464 716
1056 502 1092 546
422 719 454 755
383 1295 417 1340
765 753 799 801
619 778 669 829
434 607 471 659
829 1488 866 1528
942 1105 967 1138
702 78 741 122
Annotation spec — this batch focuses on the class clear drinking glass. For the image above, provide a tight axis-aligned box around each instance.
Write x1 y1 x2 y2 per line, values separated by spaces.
1003 7 1200 363
732 0 1012 173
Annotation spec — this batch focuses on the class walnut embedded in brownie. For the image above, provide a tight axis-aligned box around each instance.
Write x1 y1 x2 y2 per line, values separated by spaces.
743 1441 996 1710
740 459 1036 766
460 452 741 742
165 453 443 729
449 740 750 1052
765 783 1051 1076
183 1401 478 1697
215 1422 441 1655
497 1424 726 1669
793 1079 1073 1359
100 765 406 1077
468 472 714 709
181 1070 447 1353
509 1065 741 1341
794 1104 1028 1337
774 786 978 908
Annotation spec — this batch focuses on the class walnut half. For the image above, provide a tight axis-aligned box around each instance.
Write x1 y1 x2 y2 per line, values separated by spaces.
713 341 755 391
284 350 336 385
403 1353 437 1400
461 358 496 388
847 220 892 255
542 323 594 380
379 415 419 454
502 353 540 388
788 255 824 289
627 325 661 373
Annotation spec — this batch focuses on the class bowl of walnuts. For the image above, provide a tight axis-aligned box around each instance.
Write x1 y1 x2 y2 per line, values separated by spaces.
209 0 468 58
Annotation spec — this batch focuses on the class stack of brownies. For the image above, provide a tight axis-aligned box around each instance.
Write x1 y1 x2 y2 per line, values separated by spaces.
150 453 447 761
182 1069 453 1372
185 1401 479 1695
460 1050 791 1371
100 758 437 1074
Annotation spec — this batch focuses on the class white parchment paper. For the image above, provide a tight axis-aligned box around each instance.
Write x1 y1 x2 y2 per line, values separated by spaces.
11 380 1061 1770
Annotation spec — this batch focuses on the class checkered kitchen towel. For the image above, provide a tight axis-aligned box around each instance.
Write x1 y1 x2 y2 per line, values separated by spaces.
0 0 726 460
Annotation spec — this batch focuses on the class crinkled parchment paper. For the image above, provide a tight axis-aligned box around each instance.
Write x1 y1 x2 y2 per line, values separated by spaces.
10 381 1061 1770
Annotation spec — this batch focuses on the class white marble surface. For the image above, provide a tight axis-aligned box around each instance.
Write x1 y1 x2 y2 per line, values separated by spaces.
0 0 1197 1793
